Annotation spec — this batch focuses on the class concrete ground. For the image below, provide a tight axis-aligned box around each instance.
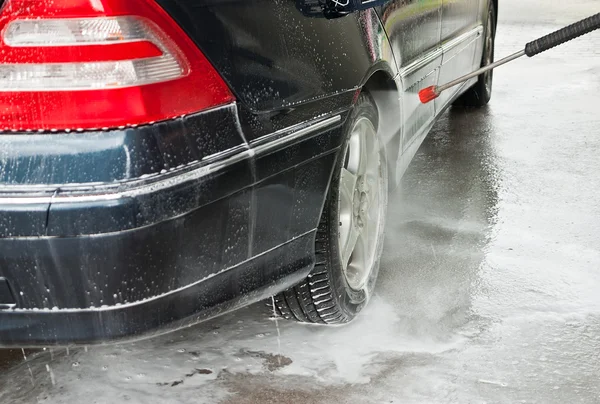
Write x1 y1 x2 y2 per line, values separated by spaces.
1 0 599 402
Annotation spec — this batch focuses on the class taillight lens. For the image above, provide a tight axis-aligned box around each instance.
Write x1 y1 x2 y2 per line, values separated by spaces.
0 0 234 131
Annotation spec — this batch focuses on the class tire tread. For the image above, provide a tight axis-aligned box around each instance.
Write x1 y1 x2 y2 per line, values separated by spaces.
272 93 381 325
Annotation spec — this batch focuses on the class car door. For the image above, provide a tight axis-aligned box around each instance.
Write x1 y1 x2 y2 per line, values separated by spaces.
435 0 483 110
378 0 442 155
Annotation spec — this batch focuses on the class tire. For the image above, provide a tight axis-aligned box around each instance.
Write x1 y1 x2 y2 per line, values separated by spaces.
453 0 496 107
272 93 388 324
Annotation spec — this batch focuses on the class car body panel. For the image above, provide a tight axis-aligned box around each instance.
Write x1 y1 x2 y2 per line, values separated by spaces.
154 0 397 129
0 106 345 345
0 0 492 345
436 0 487 109
378 0 442 156
0 232 315 346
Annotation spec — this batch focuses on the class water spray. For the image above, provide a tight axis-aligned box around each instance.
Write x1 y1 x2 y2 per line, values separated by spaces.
419 13 600 104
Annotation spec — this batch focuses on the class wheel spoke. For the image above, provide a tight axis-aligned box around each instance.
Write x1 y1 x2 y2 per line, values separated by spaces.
362 120 380 192
337 116 385 291
357 126 370 176
357 229 372 283
346 131 361 175
340 168 357 210
367 181 380 218
346 220 370 289
365 158 380 199
339 167 357 265
341 219 361 270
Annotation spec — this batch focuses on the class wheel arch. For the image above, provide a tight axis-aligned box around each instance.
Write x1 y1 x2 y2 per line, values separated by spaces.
361 67 402 191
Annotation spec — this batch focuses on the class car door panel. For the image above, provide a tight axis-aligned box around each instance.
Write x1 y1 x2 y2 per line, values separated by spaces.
441 0 480 43
399 48 441 151
435 24 482 109
436 0 483 110
378 0 443 157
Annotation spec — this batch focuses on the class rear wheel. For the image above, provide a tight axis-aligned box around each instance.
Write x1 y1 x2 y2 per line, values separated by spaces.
272 93 388 324
453 0 496 107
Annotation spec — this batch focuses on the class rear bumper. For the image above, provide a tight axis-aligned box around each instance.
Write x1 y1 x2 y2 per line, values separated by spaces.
0 232 315 346
0 105 346 346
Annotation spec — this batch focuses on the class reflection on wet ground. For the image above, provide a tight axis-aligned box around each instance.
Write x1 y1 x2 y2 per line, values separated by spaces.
1 0 600 402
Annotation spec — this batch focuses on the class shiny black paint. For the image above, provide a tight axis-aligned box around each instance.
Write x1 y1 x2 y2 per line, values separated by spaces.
0 0 491 344
0 203 49 238
0 106 243 186
154 0 397 139
435 0 486 109
156 0 367 111
236 90 354 141
0 117 342 299
0 233 314 346
379 0 442 66
0 278 15 308
442 0 479 45
45 157 252 236
0 0 395 345
378 0 441 154
0 105 248 238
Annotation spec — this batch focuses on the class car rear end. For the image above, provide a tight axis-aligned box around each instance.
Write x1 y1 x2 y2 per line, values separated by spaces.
0 0 344 346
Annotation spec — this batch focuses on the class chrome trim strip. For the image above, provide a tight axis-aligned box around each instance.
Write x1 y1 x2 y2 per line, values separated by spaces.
199 143 250 165
399 25 484 79
400 47 443 79
250 115 341 148
0 115 342 205
252 115 341 154
441 25 484 54
0 103 241 195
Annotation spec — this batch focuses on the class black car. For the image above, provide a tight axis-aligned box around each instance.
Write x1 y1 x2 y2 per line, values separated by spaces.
0 0 497 346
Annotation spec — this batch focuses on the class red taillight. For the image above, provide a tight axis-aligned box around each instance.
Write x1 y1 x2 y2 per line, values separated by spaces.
0 0 234 131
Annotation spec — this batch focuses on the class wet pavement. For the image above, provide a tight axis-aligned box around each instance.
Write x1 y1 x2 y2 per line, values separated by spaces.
1 0 600 402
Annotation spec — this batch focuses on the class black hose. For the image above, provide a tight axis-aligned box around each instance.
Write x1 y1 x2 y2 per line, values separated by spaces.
525 13 600 57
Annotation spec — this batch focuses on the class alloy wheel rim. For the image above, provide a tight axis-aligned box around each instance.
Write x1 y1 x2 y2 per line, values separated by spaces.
338 117 384 291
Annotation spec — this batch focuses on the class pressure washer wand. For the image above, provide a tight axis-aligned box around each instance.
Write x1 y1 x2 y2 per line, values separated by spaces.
419 12 600 104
